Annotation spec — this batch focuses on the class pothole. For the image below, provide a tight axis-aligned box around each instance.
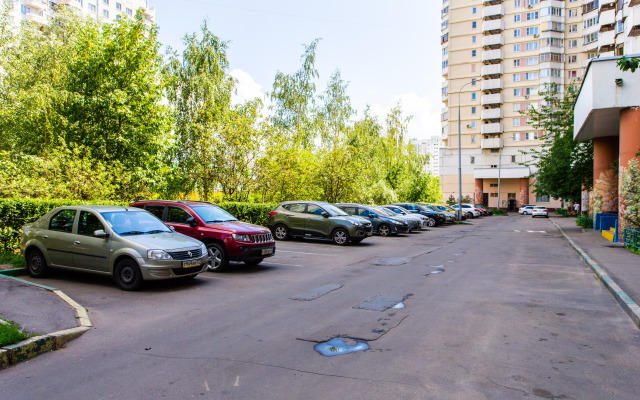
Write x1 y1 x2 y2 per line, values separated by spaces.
314 338 370 357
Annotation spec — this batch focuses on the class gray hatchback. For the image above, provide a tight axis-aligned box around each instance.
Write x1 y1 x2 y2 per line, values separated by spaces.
20 205 208 290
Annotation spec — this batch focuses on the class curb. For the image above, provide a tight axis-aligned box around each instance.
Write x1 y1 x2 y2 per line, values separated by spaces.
0 275 92 370
551 218 640 329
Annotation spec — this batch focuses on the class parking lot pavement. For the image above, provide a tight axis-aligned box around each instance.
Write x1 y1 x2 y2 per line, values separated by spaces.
2 215 640 399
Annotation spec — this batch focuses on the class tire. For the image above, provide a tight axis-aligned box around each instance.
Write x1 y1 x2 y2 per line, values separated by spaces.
332 228 350 246
26 248 47 278
466 212 473 219
427 218 436 227
378 224 391 237
114 258 143 291
244 258 264 266
206 243 229 272
273 224 289 241
523 211 528 215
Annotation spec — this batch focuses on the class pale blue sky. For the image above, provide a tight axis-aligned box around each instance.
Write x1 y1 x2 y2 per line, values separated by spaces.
152 0 441 140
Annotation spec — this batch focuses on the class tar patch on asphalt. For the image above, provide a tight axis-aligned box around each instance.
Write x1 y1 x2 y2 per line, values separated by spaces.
289 284 344 301
370 257 411 266
353 294 405 311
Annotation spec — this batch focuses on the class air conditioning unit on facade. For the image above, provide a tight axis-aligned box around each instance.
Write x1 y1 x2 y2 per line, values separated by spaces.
534 34 539 38
524 95 529 99
466 124 473 128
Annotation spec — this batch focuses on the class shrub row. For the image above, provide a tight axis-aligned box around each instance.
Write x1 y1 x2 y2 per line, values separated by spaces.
576 215 594 229
0 198 278 254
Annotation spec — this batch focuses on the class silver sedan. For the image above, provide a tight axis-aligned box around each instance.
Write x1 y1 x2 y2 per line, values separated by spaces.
20 205 208 290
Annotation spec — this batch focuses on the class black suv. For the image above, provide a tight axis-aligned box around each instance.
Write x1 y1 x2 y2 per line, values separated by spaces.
393 203 446 226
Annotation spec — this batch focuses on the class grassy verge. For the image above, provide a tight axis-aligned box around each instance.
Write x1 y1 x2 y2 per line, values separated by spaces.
0 252 25 270
626 246 640 257
0 320 35 347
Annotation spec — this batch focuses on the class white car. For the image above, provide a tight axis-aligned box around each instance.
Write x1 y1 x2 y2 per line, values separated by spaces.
519 205 535 215
531 206 548 218
451 204 481 218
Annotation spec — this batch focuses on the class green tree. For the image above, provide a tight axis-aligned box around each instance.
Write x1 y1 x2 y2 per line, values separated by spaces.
520 85 593 202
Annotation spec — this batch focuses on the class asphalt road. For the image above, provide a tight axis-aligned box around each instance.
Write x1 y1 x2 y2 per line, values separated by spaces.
2 215 640 399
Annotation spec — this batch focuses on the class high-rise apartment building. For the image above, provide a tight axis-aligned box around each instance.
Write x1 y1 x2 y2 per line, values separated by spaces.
6 0 155 27
440 0 640 210
411 136 443 176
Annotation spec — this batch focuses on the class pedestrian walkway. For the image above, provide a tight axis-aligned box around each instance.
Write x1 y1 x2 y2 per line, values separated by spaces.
551 215 640 328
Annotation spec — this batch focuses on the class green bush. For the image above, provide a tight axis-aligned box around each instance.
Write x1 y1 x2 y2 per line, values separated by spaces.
490 208 508 216
576 215 594 229
0 320 35 347
0 198 278 252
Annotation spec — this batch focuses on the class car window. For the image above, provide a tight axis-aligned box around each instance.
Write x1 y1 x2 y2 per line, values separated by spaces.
49 209 76 233
101 211 170 236
340 207 356 215
306 205 325 215
191 205 237 223
288 204 306 213
145 205 165 220
77 211 106 236
166 206 192 224
323 204 349 216
358 208 373 217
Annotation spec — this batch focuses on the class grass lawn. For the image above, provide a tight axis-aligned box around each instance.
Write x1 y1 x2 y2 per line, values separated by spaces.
0 320 34 347
0 252 26 270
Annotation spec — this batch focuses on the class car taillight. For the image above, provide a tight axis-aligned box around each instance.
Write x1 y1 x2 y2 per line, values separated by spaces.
269 211 278 216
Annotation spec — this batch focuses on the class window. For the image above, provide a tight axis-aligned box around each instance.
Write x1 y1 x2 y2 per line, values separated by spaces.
490 183 498 188
525 72 538 80
526 12 539 21
526 57 538 65
536 194 550 202
88 3 96 11
103 10 109 17
511 155 516 163
167 207 193 224
49 209 76 233
78 212 106 236
441 33 449 44
513 118 521 127
144 205 165 219
471 79 477 86
514 88 521 96
442 60 448 69
513 59 521 67
568 39 578 48
514 29 521 37
471 135 476 142
514 44 521 52
306 205 325 215
491 149 499 153
583 32 598 44
471 106 477 114
568 55 577 64
526 27 539 36
340 206 356 215
513 74 521 82
472 35 477 43
472 21 477 29
514 15 521 22
287 204 306 213
471 93 476 100
126 7 132 16
513 133 521 141
569 24 578 32
472 7 477 14
470 156 475 164
513 103 521 111
526 132 539 140
569 9 578 17
526 42 538 51
514 0 521 7
116 2 121 10
103 0 109 4
525 87 538 96
472 50 477 57
471 64 476 72
568 70 577 79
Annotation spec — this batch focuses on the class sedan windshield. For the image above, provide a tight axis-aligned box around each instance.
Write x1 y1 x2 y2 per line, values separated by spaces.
101 211 171 236
191 205 237 223
323 204 349 217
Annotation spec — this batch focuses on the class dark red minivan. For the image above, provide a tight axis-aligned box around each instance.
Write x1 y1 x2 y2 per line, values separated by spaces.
129 200 275 271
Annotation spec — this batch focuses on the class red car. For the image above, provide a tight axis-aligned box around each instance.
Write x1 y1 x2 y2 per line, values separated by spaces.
129 200 275 271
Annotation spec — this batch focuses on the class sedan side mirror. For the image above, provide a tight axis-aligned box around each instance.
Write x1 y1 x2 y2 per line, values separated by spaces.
169 226 176 231
368 214 375 219
321 212 329 218
186 217 197 227
93 229 109 238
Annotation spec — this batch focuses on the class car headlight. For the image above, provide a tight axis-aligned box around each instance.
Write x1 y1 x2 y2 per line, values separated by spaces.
232 233 252 242
147 250 173 260
392 220 402 225
200 243 207 254
350 220 362 226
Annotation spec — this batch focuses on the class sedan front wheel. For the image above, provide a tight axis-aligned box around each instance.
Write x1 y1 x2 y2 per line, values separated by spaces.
378 224 391 237
427 218 436 227
206 243 229 272
332 228 350 246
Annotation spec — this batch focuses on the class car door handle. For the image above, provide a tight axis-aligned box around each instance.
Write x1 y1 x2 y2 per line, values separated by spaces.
74 241 80 245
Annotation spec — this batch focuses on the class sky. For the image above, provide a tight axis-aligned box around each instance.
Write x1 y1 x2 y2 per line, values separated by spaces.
152 0 442 141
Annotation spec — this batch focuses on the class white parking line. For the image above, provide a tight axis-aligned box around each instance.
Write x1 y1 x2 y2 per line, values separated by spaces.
277 250 334 256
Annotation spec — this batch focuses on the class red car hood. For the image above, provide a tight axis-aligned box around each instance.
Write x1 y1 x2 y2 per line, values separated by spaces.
204 220 270 234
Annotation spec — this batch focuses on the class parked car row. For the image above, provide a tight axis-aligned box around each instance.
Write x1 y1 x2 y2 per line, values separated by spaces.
20 200 276 291
20 199 494 291
518 204 548 217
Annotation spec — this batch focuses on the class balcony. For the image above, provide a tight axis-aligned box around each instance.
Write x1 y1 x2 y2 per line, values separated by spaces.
25 0 47 10
599 9 615 26
57 0 82 8
481 108 503 120
599 29 616 47
481 138 504 149
482 34 504 48
481 78 503 92
483 0 503 5
482 20 504 34
481 123 504 135
481 49 504 64
25 13 46 24
481 64 503 78
481 93 504 106
482 5 505 20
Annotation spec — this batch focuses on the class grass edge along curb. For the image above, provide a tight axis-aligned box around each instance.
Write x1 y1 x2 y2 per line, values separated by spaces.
550 218 640 329
0 275 92 369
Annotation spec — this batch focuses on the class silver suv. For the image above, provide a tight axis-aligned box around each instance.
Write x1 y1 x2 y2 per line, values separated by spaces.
20 205 208 290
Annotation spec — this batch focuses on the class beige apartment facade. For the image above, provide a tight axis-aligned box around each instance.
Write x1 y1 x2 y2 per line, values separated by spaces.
6 0 155 27
439 0 638 210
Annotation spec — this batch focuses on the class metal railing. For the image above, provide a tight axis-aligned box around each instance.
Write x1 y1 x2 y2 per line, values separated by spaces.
624 228 640 250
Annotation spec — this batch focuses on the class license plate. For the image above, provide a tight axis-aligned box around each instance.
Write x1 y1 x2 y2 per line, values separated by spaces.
261 248 274 255
182 259 201 268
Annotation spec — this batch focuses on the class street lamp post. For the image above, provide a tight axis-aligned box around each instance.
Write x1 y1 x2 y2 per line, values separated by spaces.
457 78 479 221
